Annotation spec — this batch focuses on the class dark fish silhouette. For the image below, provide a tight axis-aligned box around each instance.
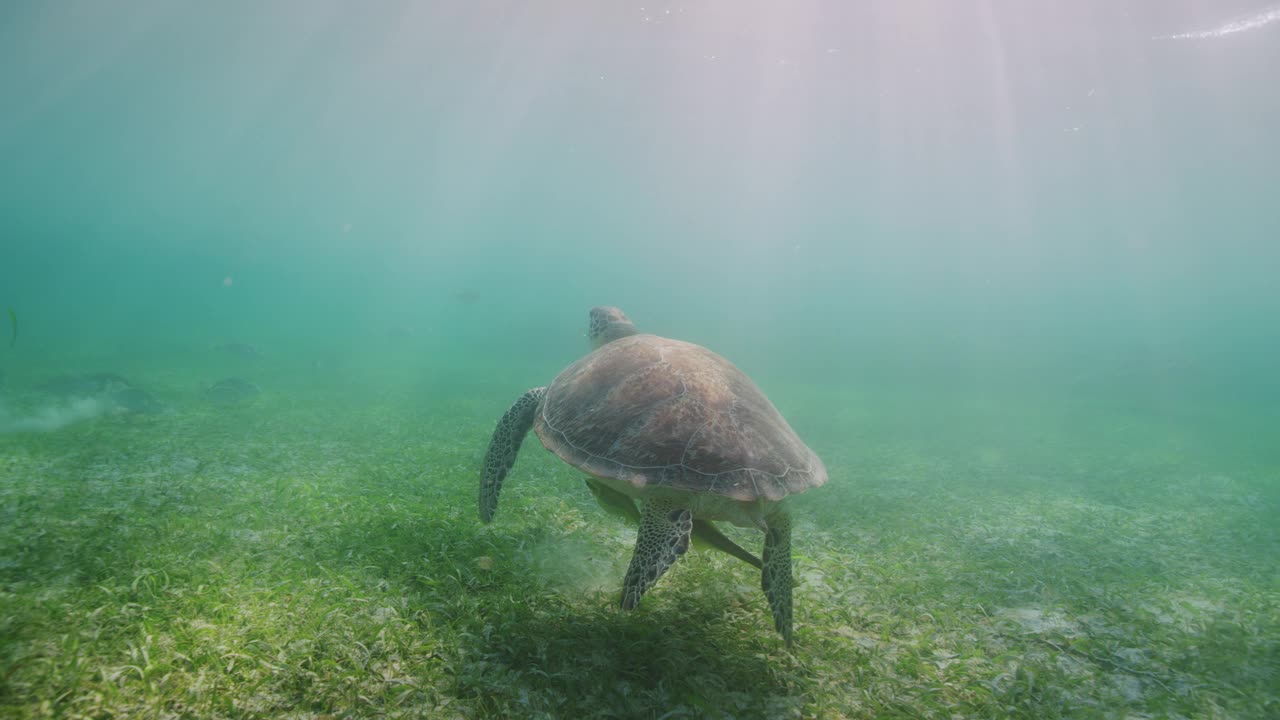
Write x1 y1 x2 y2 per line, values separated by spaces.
385 325 416 340
204 377 261 405
108 387 164 415
212 342 262 358
455 290 480 305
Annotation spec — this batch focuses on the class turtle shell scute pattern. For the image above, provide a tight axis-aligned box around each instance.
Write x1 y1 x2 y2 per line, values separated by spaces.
535 335 827 502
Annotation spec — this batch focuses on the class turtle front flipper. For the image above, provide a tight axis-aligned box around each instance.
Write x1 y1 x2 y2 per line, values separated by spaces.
621 498 692 610
762 512 794 646
479 387 546 523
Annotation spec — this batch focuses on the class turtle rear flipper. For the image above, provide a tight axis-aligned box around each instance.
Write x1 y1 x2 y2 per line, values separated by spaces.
692 519 762 569
479 387 546 523
586 479 761 569
585 479 642 524
762 512 794 646
621 498 692 610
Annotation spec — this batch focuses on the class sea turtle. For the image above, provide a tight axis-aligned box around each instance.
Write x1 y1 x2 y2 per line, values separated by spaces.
480 306 827 644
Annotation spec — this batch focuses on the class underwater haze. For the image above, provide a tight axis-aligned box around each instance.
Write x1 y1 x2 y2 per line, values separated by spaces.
1 1 1277 718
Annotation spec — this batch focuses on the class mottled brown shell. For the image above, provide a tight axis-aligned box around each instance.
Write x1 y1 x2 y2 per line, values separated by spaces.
533 334 827 502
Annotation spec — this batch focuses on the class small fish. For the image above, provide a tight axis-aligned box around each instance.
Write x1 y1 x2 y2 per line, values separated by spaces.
8 308 15 348
204 377 261 405
385 325 417 340
212 342 261 358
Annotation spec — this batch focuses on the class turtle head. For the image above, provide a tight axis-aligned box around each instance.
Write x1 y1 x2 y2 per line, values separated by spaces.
588 306 638 349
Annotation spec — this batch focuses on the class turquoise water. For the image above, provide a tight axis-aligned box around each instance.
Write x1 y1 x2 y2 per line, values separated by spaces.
1 3 1277 718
